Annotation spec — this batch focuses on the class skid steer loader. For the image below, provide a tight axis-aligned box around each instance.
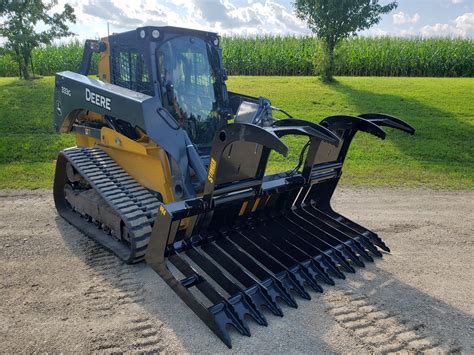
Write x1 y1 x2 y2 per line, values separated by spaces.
53 26 415 347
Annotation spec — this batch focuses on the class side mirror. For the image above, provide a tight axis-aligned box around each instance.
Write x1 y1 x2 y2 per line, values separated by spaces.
165 82 175 106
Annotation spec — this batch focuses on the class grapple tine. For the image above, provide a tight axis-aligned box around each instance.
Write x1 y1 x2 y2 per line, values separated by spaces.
169 254 251 342
346 239 374 263
209 302 250 339
227 293 265 330
215 237 298 308
271 219 340 282
229 232 309 301
307 205 383 257
315 254 346 279
336 213 391 253
201 242 283 317
186 247 267 327
296 206 371 264
327 249 356 273
240 228 322 294
260 220 334 285
301 259 334 287
278 216 352 274
336 244 365 268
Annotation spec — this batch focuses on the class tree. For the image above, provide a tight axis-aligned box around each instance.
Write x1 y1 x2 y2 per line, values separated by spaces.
294 0 397 82
0 0 76 79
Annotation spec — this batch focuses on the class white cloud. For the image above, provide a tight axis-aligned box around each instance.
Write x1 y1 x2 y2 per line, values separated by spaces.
393 11 420 25
451 0 463 4
421 12 474 38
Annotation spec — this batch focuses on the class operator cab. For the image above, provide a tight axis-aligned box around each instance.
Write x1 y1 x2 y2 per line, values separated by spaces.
105 26 229 153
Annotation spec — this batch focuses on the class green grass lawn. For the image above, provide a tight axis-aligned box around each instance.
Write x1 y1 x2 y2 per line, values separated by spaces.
0 76 472 189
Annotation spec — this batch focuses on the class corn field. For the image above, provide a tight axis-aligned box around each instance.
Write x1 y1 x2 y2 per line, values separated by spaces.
0 36 472 77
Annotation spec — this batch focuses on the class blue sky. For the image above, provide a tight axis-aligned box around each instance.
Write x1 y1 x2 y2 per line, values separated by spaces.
2 0 474 42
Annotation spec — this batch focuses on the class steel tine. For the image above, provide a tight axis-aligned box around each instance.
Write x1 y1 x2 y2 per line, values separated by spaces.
230 231 311 300
307 205 383 257
288 211 366 268
215 237 298 308
324 209 391 252
278 216 355 274
201 242 283 317
253 222 333 286
273 219 343 280
315 254 346 279
170 254 250 341
345 239 374 262
301 205 375 261
241 228 321 293
187 247 267 327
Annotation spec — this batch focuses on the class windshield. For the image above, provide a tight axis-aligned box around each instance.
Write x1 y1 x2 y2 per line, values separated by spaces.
157 36 221 147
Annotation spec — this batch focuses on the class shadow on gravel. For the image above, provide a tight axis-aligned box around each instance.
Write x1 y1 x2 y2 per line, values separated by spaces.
56 216 473 353
324 258 473 353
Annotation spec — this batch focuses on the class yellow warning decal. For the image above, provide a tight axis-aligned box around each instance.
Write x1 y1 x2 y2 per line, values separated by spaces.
159 205 167 216
208 158 217 183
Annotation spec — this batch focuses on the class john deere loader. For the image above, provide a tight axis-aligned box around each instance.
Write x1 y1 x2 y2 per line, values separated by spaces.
53 26 415 347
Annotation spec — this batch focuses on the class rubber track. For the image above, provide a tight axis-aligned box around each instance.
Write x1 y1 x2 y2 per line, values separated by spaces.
63 147 161 263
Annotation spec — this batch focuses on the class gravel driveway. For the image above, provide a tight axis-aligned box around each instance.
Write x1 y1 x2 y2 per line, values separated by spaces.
0 188 472 353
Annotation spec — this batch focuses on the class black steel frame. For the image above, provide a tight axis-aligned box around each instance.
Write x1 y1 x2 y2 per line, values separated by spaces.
145 115 415 348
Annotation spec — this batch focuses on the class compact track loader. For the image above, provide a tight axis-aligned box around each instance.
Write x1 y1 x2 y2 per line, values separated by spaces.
53 26 415 347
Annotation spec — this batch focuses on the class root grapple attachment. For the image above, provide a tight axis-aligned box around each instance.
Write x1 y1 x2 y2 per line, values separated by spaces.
146 114 414 348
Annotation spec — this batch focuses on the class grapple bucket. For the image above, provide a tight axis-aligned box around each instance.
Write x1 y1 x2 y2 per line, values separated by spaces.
146 115 414 348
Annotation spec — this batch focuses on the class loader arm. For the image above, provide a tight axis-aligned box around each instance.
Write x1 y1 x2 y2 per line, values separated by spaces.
54 70 206 199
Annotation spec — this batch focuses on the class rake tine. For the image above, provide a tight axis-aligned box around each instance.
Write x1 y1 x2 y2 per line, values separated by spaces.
279 216 353 274
337 244 365 268
231 232 310 301
328 249 356 273
202 242 283 317
186 247 267 327
272 219 340 282
307 205 384 258
329 210 391 252
302 259 334 286
216 237 298 308
290 264 323 293
368 234 391 253
208 302 250 339
170 254 250 343
357 236 383 257
346 239 374 263
315 254 346 279
260 221 334 285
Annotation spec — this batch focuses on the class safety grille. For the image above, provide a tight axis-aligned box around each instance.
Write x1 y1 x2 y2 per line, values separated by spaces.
110 47 154 96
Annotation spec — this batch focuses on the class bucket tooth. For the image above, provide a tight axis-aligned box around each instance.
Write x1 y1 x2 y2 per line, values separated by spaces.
227 293 265 331
301 259 334 286
315 254 346 280
261 277 298 308
215 237 298 308
345 239 374 263
327 249 356 273
336 244 365 268
208 302 250 343
252 222 331 287
185 247 267 327
306 205 383 258
200 242 283 317
244 285 278 320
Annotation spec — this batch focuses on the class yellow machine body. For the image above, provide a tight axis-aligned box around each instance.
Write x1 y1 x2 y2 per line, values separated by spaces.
74 36 175 203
